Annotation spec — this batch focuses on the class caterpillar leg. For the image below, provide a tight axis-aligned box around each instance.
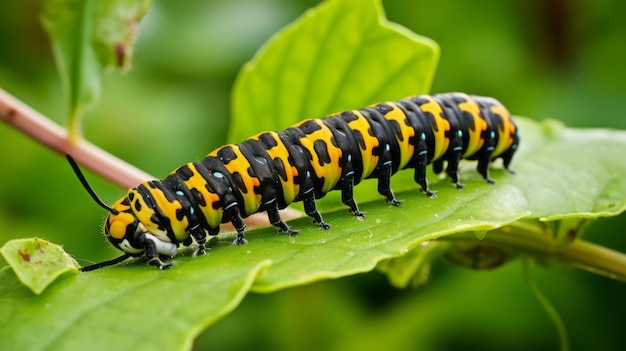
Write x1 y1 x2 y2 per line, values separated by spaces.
341 174 365 219
230 210 248 245
267 202 299 236
445 152 464 190
377 163 401 206
432 159 444 174
143 237 175 270
477 155 495 185
302 190 332 230
414 151 436 198
501 148 516 175
190 225 207 256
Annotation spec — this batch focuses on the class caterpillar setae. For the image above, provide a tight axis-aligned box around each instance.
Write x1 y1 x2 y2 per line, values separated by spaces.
69 92 519 271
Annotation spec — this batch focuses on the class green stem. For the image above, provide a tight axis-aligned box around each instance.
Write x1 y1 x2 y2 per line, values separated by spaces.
67 0 96 141
558 239 626 281
522 258 570 351
443 222 626 282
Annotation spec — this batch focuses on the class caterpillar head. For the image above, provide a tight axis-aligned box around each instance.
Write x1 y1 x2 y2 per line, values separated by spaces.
103 191 178 257
66 155 176 270
103 196 143 255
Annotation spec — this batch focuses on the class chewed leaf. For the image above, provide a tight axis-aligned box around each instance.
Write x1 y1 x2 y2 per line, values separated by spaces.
231 0 439 143
40 0 151 138
92 0 152 70
0 238 80 294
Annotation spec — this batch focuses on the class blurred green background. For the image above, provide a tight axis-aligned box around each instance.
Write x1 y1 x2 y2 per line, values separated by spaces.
1 0 625 350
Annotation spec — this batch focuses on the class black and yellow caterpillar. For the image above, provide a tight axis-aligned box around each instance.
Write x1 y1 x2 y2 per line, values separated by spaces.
70 92 519 271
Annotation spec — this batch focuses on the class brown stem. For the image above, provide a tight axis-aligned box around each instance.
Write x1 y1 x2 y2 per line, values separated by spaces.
0 88 301 227
0 88 153 187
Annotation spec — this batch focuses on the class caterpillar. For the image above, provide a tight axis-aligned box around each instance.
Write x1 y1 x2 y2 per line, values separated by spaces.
69 92 519 271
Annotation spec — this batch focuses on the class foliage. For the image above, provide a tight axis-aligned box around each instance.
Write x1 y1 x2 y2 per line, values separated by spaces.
231 0 438 142
41 0 150 138
0 0 625 350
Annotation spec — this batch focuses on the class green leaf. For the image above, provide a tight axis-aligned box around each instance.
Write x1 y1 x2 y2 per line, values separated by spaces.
0 238 80 294
231 0 439 143
40 0 151 138
0 258 271 351
509 120 626 220
377 119 626 286
2 119 625 350
248 168 529 292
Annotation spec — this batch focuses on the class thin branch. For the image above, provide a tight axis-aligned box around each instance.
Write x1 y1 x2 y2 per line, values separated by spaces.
0 88 301 227
443 224 626 282
523 259 570 351
0 87 153 187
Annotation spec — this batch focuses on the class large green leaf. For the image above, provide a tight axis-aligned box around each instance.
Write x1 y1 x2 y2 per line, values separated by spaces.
0 258 271 351
40 0 151 137
509 120 626 220
377 119 626 288
230 0 439 142
232 0 438 212
2 117 625 350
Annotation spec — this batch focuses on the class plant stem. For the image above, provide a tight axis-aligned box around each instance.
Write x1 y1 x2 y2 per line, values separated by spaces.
0 88 301 227
559 239 626 281
523 258 570 351
443 222 626 282
0 88 153 187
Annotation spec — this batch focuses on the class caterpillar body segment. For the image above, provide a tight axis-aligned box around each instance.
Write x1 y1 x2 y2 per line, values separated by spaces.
72 92 519 270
